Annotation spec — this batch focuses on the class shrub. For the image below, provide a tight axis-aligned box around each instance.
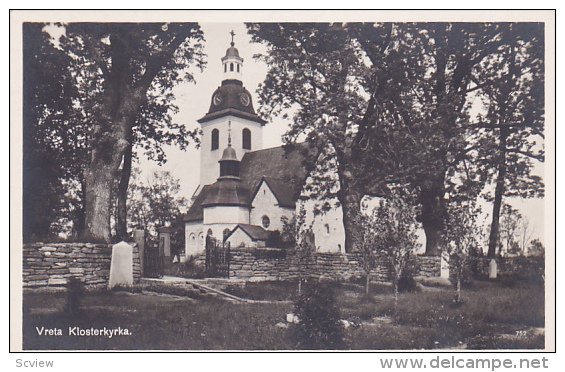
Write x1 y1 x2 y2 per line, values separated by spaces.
64 276 84 316
292 283 346 350
397 258 419 293
165 256 207 279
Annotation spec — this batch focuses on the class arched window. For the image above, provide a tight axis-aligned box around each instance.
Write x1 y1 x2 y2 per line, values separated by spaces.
262 215 270 229
230 62 234 72
211 129 219 150
223 228 230 242
242 128 251 150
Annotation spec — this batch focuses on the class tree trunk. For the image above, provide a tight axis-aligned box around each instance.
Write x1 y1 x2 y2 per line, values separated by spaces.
116 143 133 241
336 176 363 253
418 183 446 256
365 273 370 297
81 101 137 242
456 277 461 303
487 128 509 258
72 178 87 238
393 281 399 309
83 157 122 242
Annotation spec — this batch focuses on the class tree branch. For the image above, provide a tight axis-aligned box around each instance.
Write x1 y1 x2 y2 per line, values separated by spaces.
506 148 544 162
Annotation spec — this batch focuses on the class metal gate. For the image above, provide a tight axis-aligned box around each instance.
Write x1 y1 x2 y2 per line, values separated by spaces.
205 236 230 278
144 246 164 278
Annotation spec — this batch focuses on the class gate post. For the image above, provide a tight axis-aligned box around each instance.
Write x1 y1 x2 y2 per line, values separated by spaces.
157 226 173 258
133 229 145 277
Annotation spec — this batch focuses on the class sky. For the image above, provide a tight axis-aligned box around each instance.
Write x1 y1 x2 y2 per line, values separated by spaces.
136 22 546 248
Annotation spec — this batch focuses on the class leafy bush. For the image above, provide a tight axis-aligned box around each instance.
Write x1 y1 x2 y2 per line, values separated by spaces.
397 258 420 293
292 283 346 350
165 256 207 279
64 276 84 316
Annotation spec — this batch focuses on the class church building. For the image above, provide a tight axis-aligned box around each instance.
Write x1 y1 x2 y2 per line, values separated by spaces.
184 36 345 257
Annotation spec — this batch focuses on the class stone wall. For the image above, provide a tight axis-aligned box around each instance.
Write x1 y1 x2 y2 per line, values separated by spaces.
195 248 441 282
417 256 443 277
23 242 141 288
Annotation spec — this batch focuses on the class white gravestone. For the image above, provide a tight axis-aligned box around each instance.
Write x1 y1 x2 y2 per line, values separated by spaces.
489 259 498 279
440 254 450 278
108 241 133 289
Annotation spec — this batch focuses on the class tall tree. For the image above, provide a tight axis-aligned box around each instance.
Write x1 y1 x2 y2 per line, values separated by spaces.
23 23 88 239
58 23 204 242
249 22 544 257
127 168 187 245
472 23 545 257
247 23 397 252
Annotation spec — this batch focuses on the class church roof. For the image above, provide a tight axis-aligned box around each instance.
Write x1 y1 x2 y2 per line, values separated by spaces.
220 145 238 162
184 143 317 223
222 45 241 60
227 224 272 242
251 177 297 208
198 80 266 125
184 185 212 222
201 178 250 208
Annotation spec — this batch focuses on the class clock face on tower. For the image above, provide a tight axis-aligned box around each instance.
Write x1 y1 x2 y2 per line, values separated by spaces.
239 93 250 107
213 93 223 106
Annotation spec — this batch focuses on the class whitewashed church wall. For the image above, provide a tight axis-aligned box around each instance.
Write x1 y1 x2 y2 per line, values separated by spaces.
226 228 257 248
199 115 263 186
297 150 345 253
250 181 294 231
185 223 204 256
299 198 345 253
203 223 240 242
203 205 250 225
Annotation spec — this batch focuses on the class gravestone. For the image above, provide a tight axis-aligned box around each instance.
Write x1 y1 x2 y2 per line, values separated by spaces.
108 241 133 289
440 254 450 278
489 258 498 279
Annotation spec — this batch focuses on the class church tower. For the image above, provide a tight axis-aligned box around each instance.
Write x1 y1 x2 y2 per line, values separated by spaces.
197 31 267 188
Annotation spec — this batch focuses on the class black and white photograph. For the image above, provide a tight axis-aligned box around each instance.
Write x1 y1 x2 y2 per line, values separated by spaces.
9 9 555 352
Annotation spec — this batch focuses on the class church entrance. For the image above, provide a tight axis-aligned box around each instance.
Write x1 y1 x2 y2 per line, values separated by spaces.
205 236 230 278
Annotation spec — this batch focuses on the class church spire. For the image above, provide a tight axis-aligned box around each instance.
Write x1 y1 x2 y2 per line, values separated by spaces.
228 120 232 147
222 30 243 81
230 29 236 46
219 121 240 180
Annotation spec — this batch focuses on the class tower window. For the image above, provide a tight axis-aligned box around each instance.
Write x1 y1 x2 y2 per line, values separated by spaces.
230 63 234 72
242 128 251 150
237 64 240 72
262 215 270 229
224 64 227 73
211 128 219 150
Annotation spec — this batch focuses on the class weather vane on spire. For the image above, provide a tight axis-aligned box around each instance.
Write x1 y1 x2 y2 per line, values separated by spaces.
230 30 236 46
228 121 232 146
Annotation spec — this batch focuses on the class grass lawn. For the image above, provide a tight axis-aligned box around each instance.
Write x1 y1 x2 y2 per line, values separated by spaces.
22 278 545 350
